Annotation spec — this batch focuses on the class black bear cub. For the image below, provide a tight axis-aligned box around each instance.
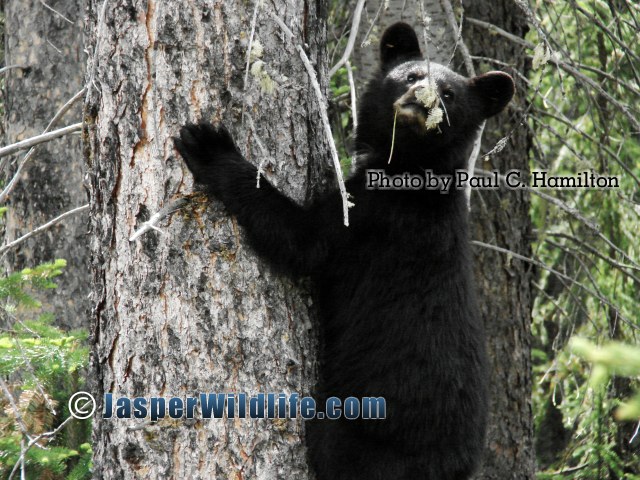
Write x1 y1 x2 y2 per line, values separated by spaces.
175 22 514 480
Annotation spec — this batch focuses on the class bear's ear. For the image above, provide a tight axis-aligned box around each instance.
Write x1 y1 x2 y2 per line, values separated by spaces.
380 22 422 69
469 71 515 119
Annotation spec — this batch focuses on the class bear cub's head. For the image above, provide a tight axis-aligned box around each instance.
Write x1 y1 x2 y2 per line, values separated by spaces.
356 23 515 173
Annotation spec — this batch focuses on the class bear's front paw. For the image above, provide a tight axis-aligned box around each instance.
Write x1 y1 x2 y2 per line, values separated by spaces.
174 122 242 186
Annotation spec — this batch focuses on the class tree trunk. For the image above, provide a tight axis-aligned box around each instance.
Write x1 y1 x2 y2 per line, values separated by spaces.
3 0 88 330
352 0 457 87
352 1 535 477
85 0 327 478
464 3 535 479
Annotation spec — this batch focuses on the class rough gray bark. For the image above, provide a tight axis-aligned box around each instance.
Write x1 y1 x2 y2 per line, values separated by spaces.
464 2 535 479
2 0 88 330
85 0 328 478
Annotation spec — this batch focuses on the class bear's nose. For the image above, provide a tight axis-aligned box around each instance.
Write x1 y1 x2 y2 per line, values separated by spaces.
411 82 440 110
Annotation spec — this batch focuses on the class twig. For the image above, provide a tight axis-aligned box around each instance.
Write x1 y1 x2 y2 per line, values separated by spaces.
551 60 640 133
467 17 530 48
43 89 86 134
297 44 351 225
440 0 482 210
328 0 366 78
388 109 398 164
345 61 358 131
573 3 640 64
270 11 351 226
465 121 485 209
471 240 636 330
470 56 528 82
440 0 474 75
244 114 270 188
630 421 640 444
548 463 590 475
241 0 262 125
0 123 82 159
46 39 63 55
546 239 604 302
360 1 385 48
8 415 76 480
39 0 74 24
444 1 464 67
344 61 359 172
466 16 640 132
0 88 86 204
574 62 640 97
512 0 554 53
129 198 189 241
475 168 600 232
0 65 28 75
417 0 431 71
0 204 89 256
19 437 25 480
475 168 640 270
547 232 640 277
531 105 640 188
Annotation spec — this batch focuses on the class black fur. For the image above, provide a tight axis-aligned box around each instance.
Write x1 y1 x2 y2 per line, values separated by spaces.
380 22 422 68
174 22 514 480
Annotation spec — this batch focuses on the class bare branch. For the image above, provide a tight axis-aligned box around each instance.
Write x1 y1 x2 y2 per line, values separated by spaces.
466 16 640 132
46 39 64 54
485 63 640 188
573 3 640 64
475 168 598 230
43 88 87 133
529 187 600 234
471 240 637 330
0 122 82 159
0 88 86 204
548 232 640 279
360 1 385 48
440 0 474 75
0 204 89 256
467 17 531 48
574 62 640 98
270 11 351 226
474 168 640 270
244 114 271 188
552 60 640 132
465 122 485 209
241 0 262 125
129 198 189 242
39 0 74 24
8 415 76 480
440 0 485 210
328 0 366 78
345 60 358 130
0 65 28 75
512 0 554 51
531 109 640 188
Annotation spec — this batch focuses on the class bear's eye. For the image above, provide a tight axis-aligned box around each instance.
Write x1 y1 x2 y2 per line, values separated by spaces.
442 89 455 100
407 73 418 83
